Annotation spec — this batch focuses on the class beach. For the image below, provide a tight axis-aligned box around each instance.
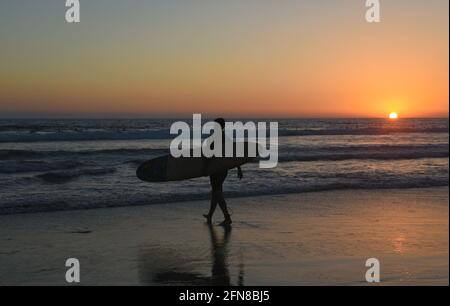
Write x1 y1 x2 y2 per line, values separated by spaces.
0 187 448 286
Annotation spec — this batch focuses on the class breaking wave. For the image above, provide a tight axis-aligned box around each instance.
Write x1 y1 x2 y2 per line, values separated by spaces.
36 167 117 183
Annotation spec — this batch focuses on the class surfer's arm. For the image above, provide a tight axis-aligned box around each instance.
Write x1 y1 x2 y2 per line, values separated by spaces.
237 166 243 180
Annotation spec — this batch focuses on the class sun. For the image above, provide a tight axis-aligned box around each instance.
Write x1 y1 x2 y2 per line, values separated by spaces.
389 112 398 119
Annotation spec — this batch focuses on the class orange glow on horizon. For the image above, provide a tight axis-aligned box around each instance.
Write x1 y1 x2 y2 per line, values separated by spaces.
0 1 448 119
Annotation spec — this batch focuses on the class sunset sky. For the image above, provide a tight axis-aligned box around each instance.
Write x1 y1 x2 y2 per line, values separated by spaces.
0 0 448 118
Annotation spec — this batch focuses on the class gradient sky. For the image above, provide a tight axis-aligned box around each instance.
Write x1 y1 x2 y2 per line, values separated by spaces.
0 0 448 118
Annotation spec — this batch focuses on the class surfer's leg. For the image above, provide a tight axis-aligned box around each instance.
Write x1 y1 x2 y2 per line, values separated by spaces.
217 193 232 226
216 171 232 226
205 175 221 223
204 193 218 223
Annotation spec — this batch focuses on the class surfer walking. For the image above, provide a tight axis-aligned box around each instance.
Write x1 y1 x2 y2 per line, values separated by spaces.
203 118 243 226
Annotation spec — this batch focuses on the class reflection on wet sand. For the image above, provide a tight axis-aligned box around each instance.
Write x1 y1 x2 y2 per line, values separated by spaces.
139 224 244 286
210 224 232 286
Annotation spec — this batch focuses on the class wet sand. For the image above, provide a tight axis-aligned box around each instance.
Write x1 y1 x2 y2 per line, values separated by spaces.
0 187 448 286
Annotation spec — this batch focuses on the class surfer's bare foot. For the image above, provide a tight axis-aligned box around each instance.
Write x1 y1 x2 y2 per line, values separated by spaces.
219 216 232 226
203 214 212 224
219 220 232 226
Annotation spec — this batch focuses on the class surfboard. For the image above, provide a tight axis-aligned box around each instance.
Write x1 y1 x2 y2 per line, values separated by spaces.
136 141 258 182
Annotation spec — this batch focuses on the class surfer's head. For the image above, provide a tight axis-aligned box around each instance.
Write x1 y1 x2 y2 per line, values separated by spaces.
214 118 226 130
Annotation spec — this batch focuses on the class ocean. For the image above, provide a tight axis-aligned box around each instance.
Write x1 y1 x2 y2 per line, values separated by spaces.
0 118 448 215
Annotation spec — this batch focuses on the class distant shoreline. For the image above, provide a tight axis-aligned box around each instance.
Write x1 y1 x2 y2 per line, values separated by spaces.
0 116 449 120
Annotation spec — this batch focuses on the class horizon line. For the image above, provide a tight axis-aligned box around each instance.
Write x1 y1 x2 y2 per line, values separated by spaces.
0 115 448 120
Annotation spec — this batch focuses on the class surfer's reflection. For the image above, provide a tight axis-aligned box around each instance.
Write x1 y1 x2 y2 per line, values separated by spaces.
139 225 244 286
209 224 231 286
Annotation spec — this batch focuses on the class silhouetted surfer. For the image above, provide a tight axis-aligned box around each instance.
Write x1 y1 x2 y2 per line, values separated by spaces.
203 118 243 226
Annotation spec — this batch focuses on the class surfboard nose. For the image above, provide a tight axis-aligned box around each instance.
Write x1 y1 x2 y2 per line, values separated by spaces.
136 156 169 182
136 163 147 181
